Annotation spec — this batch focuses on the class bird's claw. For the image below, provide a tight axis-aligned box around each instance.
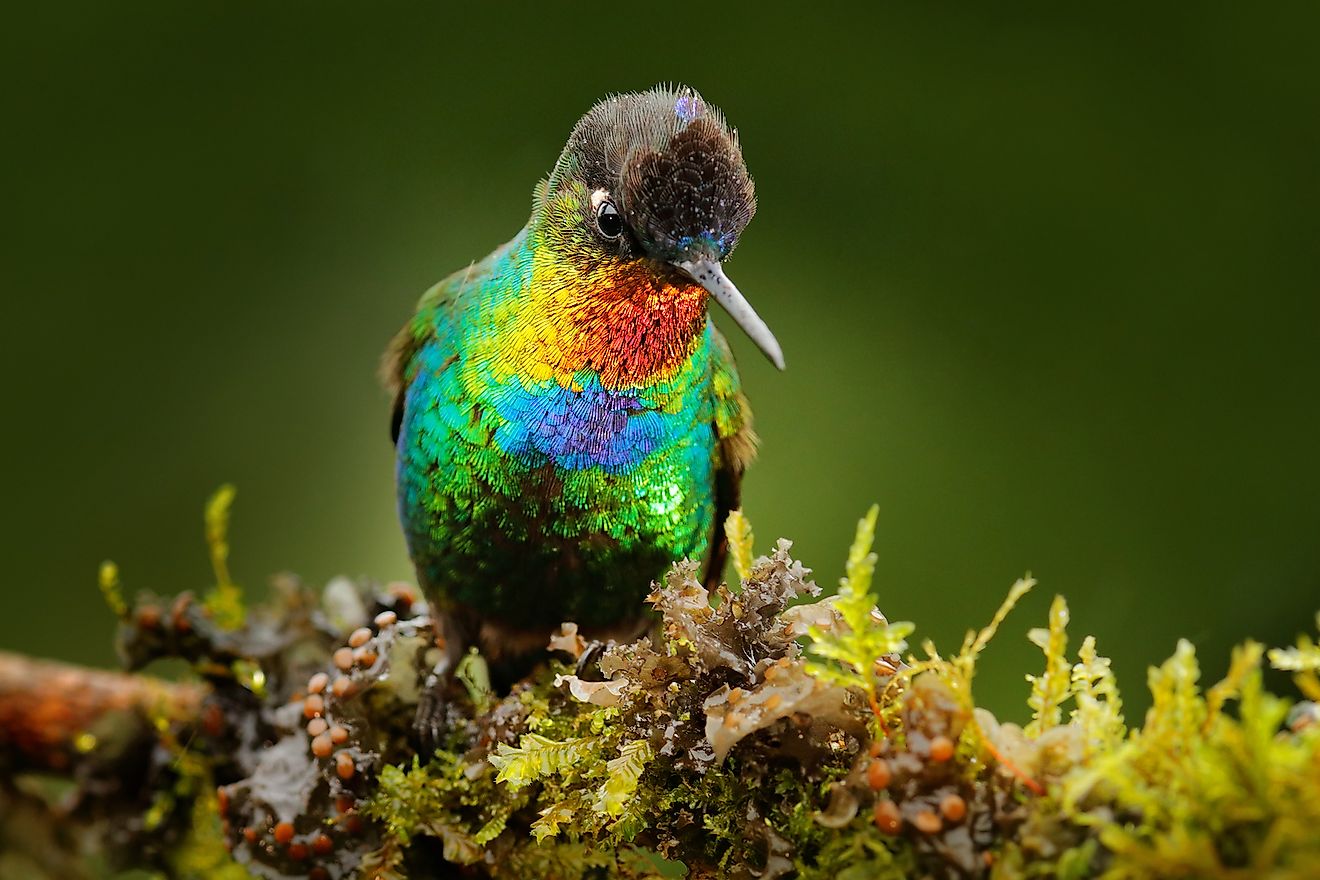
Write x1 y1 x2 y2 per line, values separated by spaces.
574 639 607 680
412 659 452 754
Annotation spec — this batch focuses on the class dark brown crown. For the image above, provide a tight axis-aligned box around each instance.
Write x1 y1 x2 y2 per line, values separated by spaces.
557 86 756 262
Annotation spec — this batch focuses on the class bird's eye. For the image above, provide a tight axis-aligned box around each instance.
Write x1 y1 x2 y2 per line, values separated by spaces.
595 201 624 239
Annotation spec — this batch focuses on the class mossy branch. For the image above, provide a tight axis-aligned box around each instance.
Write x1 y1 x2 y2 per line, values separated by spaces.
2 500 1320 880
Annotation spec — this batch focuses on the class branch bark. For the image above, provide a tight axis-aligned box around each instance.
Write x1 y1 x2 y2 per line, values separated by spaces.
0 650 203 776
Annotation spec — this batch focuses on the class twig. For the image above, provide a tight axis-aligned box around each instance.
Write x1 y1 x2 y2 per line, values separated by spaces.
0 650 203 775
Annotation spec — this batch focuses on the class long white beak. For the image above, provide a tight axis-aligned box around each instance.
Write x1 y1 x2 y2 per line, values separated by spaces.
676 260 785 370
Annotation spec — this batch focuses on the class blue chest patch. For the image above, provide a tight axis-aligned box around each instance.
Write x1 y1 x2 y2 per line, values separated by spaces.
490 379 672 471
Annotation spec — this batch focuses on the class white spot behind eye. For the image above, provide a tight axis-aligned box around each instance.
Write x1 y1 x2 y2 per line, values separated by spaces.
590 188 611 210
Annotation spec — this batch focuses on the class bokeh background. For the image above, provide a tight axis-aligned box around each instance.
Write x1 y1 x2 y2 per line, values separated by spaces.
4 4 1318 721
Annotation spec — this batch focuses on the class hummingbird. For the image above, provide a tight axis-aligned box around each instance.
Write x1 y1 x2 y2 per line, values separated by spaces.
382 85 782 679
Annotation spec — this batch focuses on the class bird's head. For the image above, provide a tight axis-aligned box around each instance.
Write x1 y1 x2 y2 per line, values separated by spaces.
534 85 783 370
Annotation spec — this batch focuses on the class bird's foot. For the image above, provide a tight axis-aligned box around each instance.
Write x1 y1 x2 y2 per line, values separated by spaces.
412 657 455 754
574 639 607 679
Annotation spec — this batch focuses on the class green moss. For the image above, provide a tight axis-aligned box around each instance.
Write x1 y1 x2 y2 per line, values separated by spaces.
803 505 914 732
1269 612 1320 701
1024 595 1071 737
1041 638 1320 878
201 484 245 630
97 560 128 621
166 790 256 880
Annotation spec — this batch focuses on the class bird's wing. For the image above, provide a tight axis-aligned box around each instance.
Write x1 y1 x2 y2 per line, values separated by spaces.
704 325 759 588
382 243 507 444
382 278 452 445
383 226 533 444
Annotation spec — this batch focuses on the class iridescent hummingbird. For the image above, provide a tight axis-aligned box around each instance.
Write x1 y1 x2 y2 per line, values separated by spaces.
383 85 782 678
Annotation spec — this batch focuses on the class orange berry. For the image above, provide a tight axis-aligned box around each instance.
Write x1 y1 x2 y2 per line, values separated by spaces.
312 833 334 856
303 694 324 719
311 733 333 758
333 647 354 671
171 595 193 633
307 672 329 694
940 793 967 823
873 799 902 834
330 725 350 744
288 842 309 861
929 735 955 762
336 751 356 780
388 583 416 609
354 647 378 667
867 759 892 790
307 717 328 737
913 809 943 835
332 675 354 698
136 605 161 630
273 822 295 845
242 826 258 844
348 628 372 648
374 610 398 628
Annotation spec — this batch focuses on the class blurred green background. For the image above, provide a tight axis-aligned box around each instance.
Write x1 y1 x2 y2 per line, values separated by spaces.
3 4 1318 721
